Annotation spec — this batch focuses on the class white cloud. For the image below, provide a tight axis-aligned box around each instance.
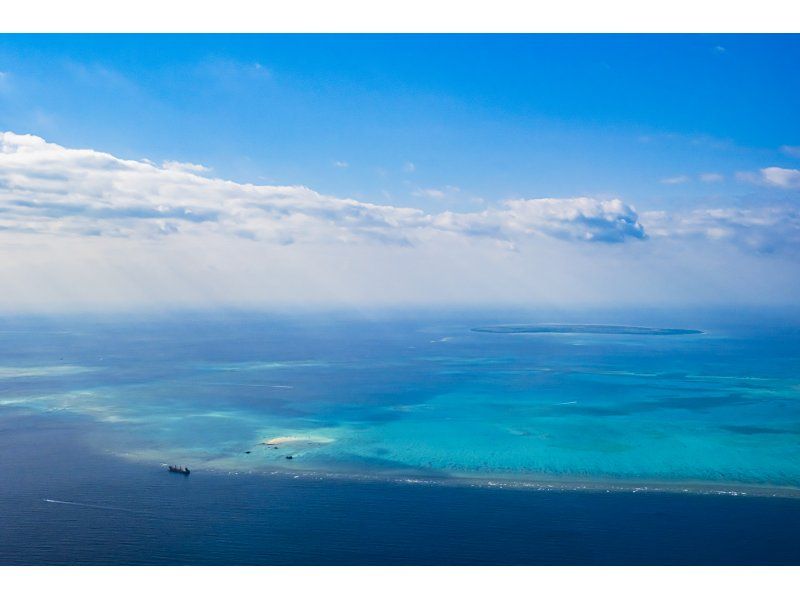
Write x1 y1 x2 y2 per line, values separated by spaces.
162 160 209 173
660 175 689 185
738 166 800 189
761 167 800 189
403 161 416 173
434 198 645 244
1 132 797 310
643 206 800 253
412 186 460 199
414 188 445 199
0 132 644 247
699 172 724 183
333 160 349 168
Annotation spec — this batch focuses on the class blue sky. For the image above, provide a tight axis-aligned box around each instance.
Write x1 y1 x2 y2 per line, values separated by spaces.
0 35 798 310
1 34 799 210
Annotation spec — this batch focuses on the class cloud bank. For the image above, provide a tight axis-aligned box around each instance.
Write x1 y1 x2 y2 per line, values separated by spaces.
0 132 798 310
0 132 645 247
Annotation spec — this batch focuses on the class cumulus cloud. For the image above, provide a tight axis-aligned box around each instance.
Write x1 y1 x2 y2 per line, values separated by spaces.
435 198 645 244
0 132 646 246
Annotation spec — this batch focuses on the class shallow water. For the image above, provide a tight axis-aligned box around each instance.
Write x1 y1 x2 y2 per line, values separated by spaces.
2 311 799 491
2 409 800 565
2 311 800 563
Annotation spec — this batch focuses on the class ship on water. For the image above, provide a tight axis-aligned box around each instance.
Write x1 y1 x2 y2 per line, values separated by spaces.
167 465 190 475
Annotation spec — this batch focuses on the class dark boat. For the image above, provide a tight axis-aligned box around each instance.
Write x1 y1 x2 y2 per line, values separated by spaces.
168 465 191 475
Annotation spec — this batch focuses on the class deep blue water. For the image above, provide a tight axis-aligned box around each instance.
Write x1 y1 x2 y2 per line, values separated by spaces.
1 311 800 564
2 410 800 565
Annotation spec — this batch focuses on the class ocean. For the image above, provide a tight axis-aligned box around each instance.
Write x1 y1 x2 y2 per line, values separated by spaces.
1 310 799 564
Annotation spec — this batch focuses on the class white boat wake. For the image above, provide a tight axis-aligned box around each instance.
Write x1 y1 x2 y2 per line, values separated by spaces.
43 498 155 517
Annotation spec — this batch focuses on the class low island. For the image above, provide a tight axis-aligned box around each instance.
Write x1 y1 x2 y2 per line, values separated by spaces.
471 324 703 335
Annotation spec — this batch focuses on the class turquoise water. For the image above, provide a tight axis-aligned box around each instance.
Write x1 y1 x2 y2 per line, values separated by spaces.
2 312 799 493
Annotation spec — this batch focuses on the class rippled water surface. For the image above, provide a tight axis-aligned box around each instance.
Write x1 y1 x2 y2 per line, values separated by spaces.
3 312 799 489
1 311 800 563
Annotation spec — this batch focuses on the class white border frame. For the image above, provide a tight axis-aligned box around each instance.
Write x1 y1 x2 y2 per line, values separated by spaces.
0 0 799 33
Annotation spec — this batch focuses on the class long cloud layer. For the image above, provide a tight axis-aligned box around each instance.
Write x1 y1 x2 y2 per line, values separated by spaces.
0 132 647 245
3 132 797 255
4 132 798 255
0 132 798 310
